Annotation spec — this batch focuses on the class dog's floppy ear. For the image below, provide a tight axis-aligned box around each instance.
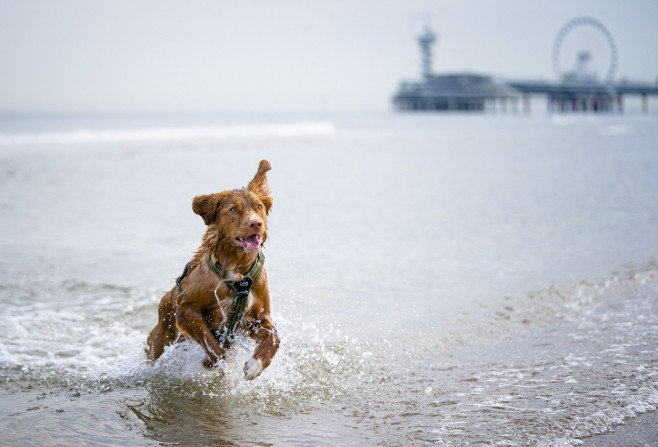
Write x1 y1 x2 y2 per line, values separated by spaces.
248 159 273 212
192 193 222 225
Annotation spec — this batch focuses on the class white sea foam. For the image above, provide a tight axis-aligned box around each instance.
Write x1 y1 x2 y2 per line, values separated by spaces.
0 121 336 146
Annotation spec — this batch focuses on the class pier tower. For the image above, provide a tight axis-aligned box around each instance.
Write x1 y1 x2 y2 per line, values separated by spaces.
418 27 437 79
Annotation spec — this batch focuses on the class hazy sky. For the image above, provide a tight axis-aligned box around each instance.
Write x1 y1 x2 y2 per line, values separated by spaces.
1 0 657 112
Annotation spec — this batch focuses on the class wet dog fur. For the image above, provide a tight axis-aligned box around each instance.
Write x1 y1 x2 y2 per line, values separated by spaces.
146 160 279 380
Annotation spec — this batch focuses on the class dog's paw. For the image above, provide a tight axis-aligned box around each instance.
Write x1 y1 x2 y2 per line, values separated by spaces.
202 357 225 370
243 357 264 380
202 357 216 369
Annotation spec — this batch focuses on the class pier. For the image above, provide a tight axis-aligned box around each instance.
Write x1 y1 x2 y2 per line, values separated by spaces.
393 17 658 114
509 80 658 114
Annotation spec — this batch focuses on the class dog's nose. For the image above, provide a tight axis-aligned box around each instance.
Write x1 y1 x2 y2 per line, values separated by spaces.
248 219 263 231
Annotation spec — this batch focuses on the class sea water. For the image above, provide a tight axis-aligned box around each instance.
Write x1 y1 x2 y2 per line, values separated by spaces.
0 110 657 446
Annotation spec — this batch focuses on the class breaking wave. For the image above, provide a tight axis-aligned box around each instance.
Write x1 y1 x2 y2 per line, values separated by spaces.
0 122 336 146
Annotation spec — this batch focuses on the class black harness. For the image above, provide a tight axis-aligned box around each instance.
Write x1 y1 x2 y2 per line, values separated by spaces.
175 251 265 348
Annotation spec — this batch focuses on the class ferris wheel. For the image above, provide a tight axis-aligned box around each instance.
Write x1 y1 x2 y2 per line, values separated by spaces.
552 17 618 83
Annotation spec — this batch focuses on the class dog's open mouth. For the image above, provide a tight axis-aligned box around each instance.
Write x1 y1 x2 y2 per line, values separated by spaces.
234 234 262 253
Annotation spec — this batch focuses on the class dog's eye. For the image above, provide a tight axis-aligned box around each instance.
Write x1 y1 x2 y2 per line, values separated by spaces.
257 204 263 210
230 207 238 212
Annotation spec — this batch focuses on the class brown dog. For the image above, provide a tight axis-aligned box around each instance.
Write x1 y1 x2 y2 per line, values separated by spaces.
146 160 279 380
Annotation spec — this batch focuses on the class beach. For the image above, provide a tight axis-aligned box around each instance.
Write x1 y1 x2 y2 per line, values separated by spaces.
1 110 657 446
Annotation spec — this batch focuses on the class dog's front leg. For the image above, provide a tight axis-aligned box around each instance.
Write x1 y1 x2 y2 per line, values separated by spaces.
175 302 226 366
243 317 280 380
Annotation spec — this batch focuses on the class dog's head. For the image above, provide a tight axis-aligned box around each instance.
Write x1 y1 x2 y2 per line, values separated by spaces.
192 160 273 254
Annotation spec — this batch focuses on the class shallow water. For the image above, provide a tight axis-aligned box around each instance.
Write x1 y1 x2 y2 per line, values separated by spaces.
1 111 657 446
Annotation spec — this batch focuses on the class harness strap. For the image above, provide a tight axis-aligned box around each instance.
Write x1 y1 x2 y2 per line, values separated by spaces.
176 262 191 295
206 251 265 347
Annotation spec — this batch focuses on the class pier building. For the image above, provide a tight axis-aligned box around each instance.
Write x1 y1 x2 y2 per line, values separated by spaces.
392 28 520 112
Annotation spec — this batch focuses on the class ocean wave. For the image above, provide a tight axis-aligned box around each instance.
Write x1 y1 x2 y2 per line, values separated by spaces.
2 266 658 445
420 267 658 445
0 278 364 408
0 122 336 146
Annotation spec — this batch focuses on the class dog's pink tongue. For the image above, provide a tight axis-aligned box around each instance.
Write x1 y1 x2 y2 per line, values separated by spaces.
244 234 261 252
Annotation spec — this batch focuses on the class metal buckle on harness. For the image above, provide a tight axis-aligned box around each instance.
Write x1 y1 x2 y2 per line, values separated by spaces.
234 276 253 298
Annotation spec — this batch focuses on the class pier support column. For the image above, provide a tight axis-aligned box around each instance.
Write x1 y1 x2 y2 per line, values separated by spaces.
523 95 531 114
642 94 648 114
